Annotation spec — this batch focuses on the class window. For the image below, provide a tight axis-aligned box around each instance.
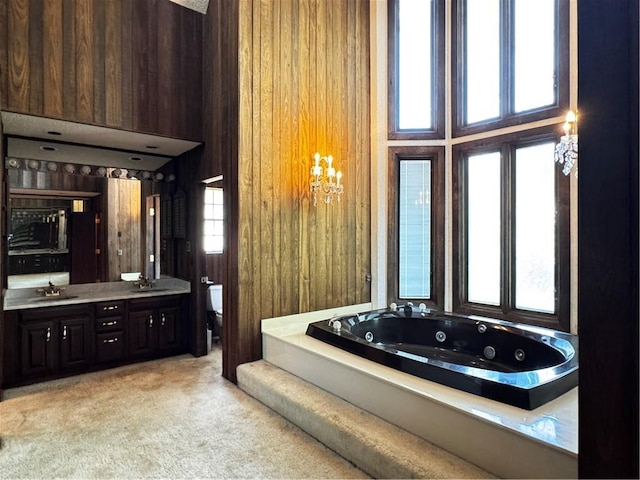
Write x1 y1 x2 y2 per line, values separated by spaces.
387 0 571 330
452 131 570 330
388 147 444 308
388 0 445 139
453 0 569 134
204 186 223 254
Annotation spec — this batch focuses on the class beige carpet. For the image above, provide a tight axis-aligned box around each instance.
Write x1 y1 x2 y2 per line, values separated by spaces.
0 345 368 479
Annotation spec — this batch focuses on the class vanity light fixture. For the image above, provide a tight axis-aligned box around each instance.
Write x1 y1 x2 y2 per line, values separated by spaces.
310 152 344 206
554 110 578 177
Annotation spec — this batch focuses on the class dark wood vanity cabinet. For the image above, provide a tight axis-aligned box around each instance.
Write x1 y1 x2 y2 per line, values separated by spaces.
95 301 126 364
128 297 183 358
3 294 188 388
19 305 94 380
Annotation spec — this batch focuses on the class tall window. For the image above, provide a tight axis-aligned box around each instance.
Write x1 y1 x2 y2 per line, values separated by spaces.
452 132 570 329
388 0 571 330
454 0 569 134
388 0 445 139
204 186 223 254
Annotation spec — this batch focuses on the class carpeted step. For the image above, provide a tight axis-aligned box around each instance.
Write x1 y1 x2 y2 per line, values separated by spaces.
237 360 492 479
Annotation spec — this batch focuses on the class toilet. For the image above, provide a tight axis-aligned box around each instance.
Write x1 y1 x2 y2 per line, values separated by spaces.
206 284 223 341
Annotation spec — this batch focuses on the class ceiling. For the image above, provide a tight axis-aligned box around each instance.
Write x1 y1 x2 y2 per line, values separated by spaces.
2 112 202 172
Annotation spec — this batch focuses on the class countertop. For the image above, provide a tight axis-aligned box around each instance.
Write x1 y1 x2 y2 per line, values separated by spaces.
3 277 191 311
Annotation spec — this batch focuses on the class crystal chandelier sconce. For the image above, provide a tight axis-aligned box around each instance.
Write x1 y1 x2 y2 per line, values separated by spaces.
310 152 344 206
554 110 578 177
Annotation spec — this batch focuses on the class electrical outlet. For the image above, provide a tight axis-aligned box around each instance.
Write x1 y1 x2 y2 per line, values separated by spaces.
117 249 123 256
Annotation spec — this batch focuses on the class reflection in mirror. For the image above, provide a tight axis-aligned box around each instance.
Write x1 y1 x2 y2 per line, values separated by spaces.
5 162 153 289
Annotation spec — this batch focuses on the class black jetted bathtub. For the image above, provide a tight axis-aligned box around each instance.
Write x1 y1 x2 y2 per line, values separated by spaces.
305 305 578 409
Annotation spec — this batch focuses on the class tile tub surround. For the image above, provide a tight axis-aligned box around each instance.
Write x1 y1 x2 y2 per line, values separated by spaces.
261 305 578 479
3 277 191 310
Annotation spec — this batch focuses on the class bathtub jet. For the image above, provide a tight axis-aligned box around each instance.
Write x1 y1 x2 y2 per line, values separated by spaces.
305 307 578 410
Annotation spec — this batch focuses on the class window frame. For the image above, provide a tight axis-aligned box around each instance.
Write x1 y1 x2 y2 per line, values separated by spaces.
452 127 570 331
387 0 445 140
387 146 445 309
452 0 570 137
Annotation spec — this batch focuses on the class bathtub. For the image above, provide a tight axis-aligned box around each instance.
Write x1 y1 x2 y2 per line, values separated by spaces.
305 305 578 410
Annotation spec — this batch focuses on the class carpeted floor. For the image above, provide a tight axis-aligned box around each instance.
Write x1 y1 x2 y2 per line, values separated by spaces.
0 345 368 479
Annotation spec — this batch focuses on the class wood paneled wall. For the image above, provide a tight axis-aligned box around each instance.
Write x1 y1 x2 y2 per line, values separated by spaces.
224 0 371 380
0 0 203 140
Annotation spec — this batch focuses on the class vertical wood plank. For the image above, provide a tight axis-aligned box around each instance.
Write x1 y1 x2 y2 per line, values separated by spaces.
132 0 149 133
8 0 29 111
156 0 174 136
62 0 77 118
92 0 105 125
0 0 8 108
119 0 133 130
43 0 64 118
297 0 311 312
75 0 94 122
104 0 122 126
145 0 158 133
259 0 274 320
27 0 42 115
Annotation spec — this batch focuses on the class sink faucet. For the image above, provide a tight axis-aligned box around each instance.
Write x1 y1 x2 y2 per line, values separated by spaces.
43 282 61 297
137 275 154 289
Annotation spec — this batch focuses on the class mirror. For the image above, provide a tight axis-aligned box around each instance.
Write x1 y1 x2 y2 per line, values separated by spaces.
6 171 150 289
1 112 201 290
3 150 179 290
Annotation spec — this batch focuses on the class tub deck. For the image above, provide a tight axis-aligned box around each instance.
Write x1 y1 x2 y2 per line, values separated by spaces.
262 304 578 479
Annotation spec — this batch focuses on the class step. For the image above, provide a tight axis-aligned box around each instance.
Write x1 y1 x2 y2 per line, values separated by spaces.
237 360 492 479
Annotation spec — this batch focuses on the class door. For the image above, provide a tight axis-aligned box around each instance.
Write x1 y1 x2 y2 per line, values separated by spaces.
59 316 93 370
20 321 56 378
158 306 181 351
128 309 156 356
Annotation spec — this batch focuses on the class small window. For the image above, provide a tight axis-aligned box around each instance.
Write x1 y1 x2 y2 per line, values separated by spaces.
388 146 444 308
204 186 223 254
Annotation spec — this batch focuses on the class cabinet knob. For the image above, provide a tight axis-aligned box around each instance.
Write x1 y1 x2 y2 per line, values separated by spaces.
46 327 51 342
149 315 153 328
63 325 67 340
161 313 166 326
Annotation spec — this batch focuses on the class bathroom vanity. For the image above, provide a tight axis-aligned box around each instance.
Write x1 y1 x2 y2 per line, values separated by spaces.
1 277 191 388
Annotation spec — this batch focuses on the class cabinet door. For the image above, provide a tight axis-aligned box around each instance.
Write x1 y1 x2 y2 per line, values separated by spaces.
59 317 93 370
20 321 56 378
128 309 156 357
158 306 181 351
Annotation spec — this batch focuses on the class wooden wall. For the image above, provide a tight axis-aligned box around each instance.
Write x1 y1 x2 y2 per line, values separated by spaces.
577 0 639 476
224 0 371 381
0 0 203 140
105 178 142 281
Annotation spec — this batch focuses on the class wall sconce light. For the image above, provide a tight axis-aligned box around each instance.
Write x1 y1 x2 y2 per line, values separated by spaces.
310 152 344 206
554 110 578 177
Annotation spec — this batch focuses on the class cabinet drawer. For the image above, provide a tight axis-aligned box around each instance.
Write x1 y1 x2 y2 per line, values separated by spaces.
95 316 124 332
96 331 125 363
95 301 125 317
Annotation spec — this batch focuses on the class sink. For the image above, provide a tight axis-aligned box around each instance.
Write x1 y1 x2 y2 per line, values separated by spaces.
29 295 79 302
130 288 170 293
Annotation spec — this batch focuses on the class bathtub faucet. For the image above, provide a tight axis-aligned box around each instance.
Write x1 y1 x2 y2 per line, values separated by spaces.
389 302 430 317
